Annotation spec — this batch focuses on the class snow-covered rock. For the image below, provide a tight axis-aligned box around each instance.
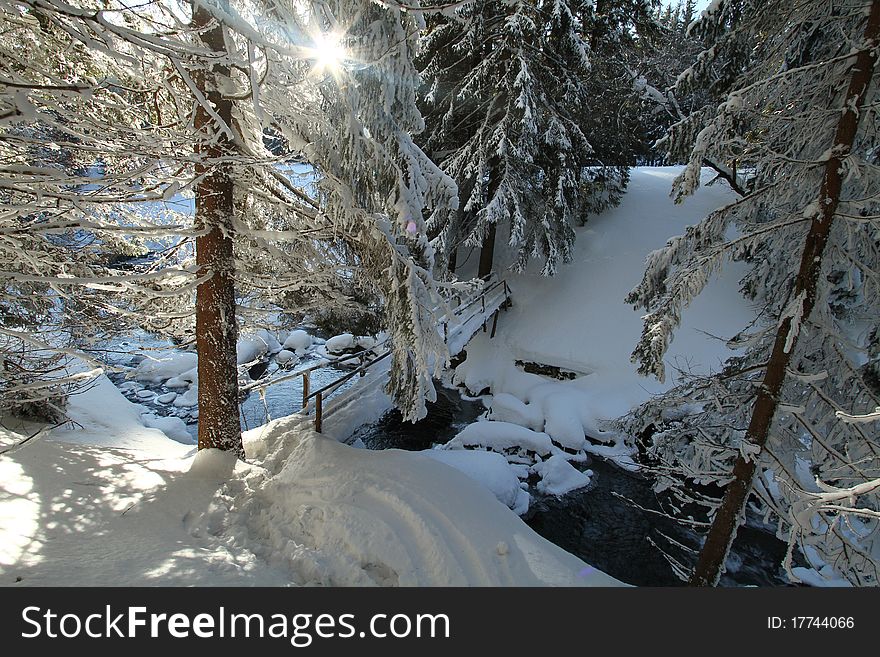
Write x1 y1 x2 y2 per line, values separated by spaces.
282 329 312 354
532 455 592 496
275 349 297 364
165 366 197 389
133 351 198 384
237 330 280 364
356 336 378 351
445 421 556 457
325 333 355 354
173 387 198 408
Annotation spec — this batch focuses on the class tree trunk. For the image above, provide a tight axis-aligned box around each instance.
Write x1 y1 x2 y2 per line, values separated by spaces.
478 221 496 279
478 160 501 279
689 0 880 586
192 6 243 458
448 247 457 275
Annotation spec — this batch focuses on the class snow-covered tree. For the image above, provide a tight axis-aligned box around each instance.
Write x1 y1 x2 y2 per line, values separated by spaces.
576 1 661 171
0 0 189 420
1 0 459 454
632 0 708 164
419 0 596 277
623 0 880 585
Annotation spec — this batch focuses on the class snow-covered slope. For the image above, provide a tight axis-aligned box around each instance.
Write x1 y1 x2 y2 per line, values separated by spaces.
500 167 750 408
203 417 621 586
448 167 753 470
1 371 620 586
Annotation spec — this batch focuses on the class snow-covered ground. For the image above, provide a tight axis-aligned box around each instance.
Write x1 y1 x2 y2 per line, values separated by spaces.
0 365 620 586
442 167 753 485
0 167 752 587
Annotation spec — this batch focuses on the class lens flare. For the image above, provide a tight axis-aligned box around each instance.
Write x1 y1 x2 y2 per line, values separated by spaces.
311 31 346 74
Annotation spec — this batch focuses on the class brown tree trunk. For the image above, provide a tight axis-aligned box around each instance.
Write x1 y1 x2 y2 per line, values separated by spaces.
192 6 243 458
689 0 880 586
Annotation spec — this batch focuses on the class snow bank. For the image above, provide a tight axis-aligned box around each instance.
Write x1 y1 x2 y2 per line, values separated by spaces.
454 341 619 452
487 392 544 431
52 373 194 452
141 414 194 444
421 448 530 515
201 427 622 586
3 365 620 586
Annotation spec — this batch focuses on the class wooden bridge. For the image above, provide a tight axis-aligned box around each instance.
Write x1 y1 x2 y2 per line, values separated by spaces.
242 278 512 433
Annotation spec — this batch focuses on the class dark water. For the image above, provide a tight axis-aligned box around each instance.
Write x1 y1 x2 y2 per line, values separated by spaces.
108 349 359 442
354 384 795 587
349 384 486 450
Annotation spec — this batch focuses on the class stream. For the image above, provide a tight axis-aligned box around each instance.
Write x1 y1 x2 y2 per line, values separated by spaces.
104 333 795 586
350 383 795 587
103 331 360 441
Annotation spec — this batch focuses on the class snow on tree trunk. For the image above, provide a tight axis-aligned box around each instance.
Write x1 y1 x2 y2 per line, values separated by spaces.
192 5 243 458
689 0 880 586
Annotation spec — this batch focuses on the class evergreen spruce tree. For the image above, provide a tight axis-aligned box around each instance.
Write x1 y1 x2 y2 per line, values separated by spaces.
1 0 459 444
623 0 880 586
419 0 593 278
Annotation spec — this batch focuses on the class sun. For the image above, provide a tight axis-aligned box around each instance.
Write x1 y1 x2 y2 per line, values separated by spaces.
311 31 347 74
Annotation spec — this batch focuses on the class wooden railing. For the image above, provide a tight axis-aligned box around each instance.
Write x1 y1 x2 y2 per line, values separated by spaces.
244 278 511 432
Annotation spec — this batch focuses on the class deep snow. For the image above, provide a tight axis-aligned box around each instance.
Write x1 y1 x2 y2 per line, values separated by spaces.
1 366 619 586
1 167 756 587
444 167 753 480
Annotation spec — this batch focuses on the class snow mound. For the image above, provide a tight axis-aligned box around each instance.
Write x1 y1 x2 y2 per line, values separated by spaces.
173 387 198 408
488 392 544 431
237 330 280 365
188 448 239 480
203 429 622 586
275 349 297 364
325 333 355 354
356 336 378 351
282 329 312 353
165 366 197 389
421 448 530 515
445 421 556 457
455 340 614 450
531 455 592 496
